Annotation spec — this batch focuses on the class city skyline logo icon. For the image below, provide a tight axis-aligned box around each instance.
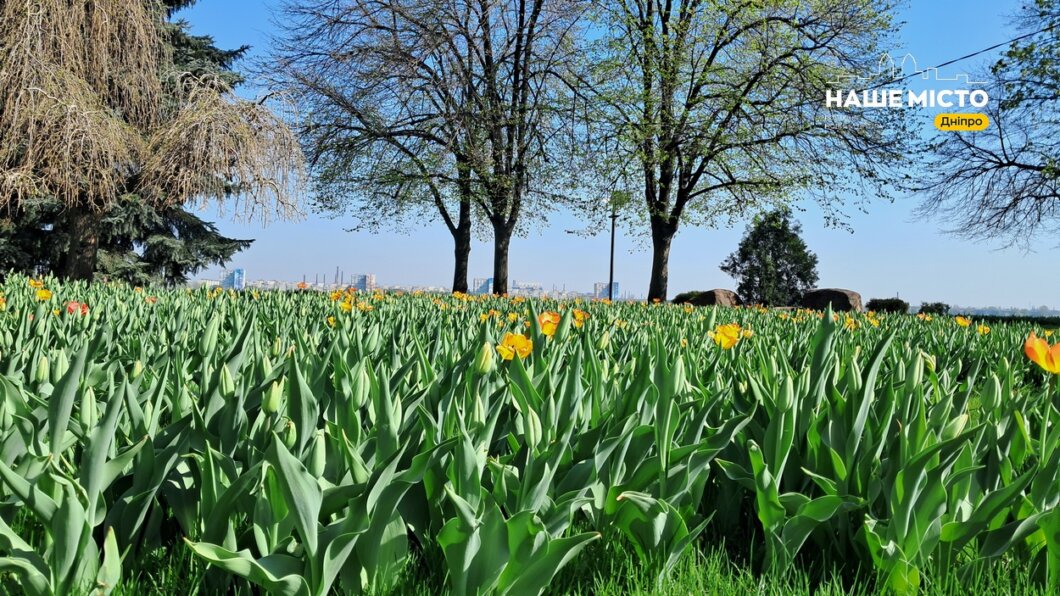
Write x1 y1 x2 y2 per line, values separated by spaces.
826 53 990 110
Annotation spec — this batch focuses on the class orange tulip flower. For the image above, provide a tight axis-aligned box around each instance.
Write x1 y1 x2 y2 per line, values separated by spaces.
1025 332 1060 374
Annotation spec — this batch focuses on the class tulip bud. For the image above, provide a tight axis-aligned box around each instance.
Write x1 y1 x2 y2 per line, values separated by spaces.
471 393 486 427
282 419 298 450
905 355 923 392
131 360 143 380
777 375 795 412
199 316 220 356
219 364 235 399
34 356 49 385
80 387 96 427
474 342 494 375
308 430 326 476
271 336 282 358
51 351 69 385
597 330 610 351
177 386 193 415
263 380 283 415
672 355 687 395
351 364 370 410
920 351 937 374
525 409 542 451
942 414 968 440
260 354 273 378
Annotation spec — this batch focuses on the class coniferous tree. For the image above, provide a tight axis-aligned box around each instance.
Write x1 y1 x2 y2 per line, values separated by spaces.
720 209 819 307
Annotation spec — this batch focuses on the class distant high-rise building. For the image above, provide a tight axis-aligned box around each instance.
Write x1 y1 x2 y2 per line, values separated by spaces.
472 277 493 295
594 281 619 299
350 273 377 292
510 280 543 296
220 268 246 291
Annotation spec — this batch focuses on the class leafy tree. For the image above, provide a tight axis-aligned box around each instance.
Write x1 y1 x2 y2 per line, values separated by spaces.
919 302 951 316
866 297 910 314
720 209 819 306
0 0 303 281
270 0 583 295
586 0 909 301
914 0 1060 245
268 1 477 293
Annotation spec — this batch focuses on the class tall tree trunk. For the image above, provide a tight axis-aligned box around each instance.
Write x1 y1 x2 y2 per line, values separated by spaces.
491 222 511 296
452 197 472 294
647 216 675 302
60 209 100 282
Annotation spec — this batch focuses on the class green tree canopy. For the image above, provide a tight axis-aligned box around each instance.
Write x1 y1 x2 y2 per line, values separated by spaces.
585 0 908 301
720 209 819 306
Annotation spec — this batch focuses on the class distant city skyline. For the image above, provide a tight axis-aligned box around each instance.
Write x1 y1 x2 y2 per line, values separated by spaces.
192 267 1060 314
181 0 1060 310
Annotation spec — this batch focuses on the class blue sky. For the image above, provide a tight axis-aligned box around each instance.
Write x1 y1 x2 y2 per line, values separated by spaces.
180 0 1056 307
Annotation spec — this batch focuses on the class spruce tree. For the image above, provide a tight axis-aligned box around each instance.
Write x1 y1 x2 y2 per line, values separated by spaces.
720 209 819 307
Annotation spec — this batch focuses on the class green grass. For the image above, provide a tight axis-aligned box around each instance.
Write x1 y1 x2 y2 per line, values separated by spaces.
66 537 1048 595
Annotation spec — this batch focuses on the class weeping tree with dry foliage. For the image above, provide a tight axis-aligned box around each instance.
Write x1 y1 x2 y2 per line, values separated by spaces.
0 0 305 281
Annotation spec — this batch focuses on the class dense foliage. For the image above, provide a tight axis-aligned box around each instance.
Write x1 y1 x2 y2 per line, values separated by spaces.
720 209 819 306
920 302 952 316
0 276 1057 594
866 298 911 314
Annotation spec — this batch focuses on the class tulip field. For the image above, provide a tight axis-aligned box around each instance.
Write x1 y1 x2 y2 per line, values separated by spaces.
0 275 1058 595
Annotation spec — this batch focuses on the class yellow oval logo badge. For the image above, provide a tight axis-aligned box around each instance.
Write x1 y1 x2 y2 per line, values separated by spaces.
934 113 989 131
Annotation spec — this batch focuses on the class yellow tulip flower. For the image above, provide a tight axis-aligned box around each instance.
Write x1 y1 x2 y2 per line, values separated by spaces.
496 333 533 360
572 309 589 328
712 323 742 350
539 311 561 336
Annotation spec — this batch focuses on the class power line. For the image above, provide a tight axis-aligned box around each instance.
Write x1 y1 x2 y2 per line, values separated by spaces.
866 21 1058 90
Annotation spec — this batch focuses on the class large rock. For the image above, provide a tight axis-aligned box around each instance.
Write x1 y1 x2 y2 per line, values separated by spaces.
800 288 862 312
672 289 741 307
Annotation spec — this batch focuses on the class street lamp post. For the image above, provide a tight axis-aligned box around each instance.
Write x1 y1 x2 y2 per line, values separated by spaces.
607 205 617 301
566 194 622 301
